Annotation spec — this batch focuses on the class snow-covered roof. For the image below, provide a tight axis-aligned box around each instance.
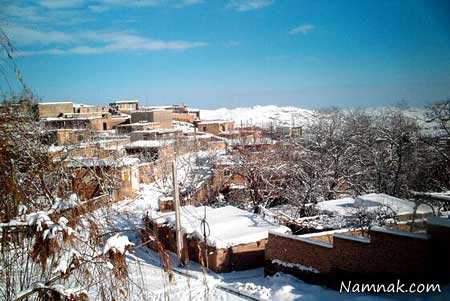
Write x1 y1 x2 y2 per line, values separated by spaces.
317 193 433 216
153 205 290 249
125 140 174 149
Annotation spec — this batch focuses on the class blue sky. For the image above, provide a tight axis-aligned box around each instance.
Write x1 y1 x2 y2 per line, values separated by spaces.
2 0 450 108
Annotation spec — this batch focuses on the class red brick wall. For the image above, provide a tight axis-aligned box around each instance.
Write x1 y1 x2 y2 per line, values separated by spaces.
265 233 334 273
266 227 437 280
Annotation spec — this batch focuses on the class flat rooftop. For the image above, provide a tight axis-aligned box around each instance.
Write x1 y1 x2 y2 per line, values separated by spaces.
151 205 290 249
317 193 434 216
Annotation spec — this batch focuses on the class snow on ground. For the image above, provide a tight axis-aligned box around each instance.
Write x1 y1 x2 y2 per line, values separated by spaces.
89 149 449 301
200 105 315 128
95 185 450 300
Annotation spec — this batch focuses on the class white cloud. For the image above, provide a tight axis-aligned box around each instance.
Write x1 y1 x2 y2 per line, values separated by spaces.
87 0 202 12
227 0 274 12
4 25 75 46
3 2 90 25
289 24 315 35
6 26 208 56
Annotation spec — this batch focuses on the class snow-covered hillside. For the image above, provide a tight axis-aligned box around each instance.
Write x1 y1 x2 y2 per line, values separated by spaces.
200 105 315 128
199 105 431 129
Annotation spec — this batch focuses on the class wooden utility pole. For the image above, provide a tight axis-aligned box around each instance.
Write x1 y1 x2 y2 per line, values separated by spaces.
172 159 183 263
201 206 209 271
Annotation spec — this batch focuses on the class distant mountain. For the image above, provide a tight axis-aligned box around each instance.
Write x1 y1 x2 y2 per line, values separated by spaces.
200 105 315 128
200 105 431 129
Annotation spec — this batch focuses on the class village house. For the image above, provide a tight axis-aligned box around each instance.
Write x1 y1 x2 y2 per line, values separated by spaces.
42 113 113 131
143 205 290 272
109 100 139 112
171 104 200 123
67 156 140 202
115 121 161 135
73 103 109 114
124 139 175 162
131 109 173 129
36 101 74 118
44 128 87 145
265 216 450 287
196 120 234 135
130 128 181 142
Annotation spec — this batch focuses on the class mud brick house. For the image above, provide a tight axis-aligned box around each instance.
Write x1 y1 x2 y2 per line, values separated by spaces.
109 100 139 112
125 140 175 162
131 109 173 129
45 128 87 145
170 105 200 123
36 101 74 118
172 111 199 123
130 128 181 142
67 156 140 202
143 205 290 272
196 120 234 135
43 113 113 131
116 121 161 134
73 104 109 114
265 216 450 287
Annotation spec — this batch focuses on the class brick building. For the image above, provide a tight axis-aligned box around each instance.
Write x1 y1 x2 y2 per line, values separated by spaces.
143 205 290 272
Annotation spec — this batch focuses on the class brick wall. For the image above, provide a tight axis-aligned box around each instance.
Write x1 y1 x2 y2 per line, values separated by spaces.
266 233 334 274
265 221 450 283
